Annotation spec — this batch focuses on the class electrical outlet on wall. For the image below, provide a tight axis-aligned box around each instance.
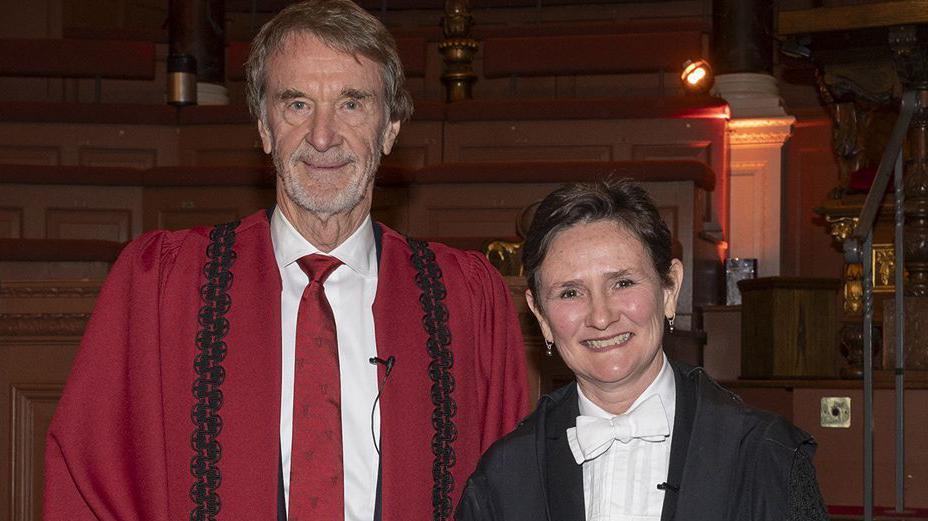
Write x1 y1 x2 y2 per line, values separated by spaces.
820 397 851 428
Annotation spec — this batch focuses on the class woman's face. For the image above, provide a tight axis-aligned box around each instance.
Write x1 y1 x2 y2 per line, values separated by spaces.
527 220 683 404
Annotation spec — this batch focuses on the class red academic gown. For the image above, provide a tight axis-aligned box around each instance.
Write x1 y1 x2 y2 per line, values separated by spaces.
44 210 529 521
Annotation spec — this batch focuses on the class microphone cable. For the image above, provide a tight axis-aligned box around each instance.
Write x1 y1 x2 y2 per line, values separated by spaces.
368 356 395 456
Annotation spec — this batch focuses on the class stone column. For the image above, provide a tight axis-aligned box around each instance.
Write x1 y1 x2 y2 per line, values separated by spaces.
712 0 794 276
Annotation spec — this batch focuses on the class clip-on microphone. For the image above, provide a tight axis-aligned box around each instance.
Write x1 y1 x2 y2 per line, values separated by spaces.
369 355 396 455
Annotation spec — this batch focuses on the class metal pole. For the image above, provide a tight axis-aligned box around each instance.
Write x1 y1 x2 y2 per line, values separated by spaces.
863 231 874 521
893 148 906 513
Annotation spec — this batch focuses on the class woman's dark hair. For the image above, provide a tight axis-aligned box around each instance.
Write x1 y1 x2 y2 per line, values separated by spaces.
523 178 675 300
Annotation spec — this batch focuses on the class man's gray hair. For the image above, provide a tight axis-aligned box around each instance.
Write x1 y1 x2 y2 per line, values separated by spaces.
245 0 414 124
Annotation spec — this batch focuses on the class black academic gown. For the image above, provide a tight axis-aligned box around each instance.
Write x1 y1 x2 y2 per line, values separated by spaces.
455 362 830 521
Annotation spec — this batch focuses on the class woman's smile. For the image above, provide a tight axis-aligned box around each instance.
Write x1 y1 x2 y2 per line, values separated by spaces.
582 332 633 350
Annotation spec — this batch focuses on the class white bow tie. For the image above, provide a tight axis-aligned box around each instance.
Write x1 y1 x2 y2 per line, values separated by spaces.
566 393 670 464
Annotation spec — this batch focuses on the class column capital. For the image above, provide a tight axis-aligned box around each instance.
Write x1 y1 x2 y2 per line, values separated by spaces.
728 116 797 146
712 72 789 119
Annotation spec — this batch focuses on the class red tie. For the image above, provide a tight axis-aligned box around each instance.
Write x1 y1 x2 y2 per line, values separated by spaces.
289 254 344 521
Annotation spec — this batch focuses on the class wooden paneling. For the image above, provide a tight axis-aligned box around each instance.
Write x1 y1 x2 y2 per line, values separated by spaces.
701 305 742 381
194 147 271 168
782 117 844 279
657 206 679 243
883 298 928 370
0 260 111 281
740 277 842 379
481 31 703 78
0 207 23 238
370 187 409 233
779 1 928 35
792 387 928 509
1 337 82 521
0 145 60 165
406 183 553 239
0 123 178 166
0 185 143 239
143 186 275 231
1 279 90 521
78 146 157 168
157 209 240 230
443 117 727 232
573 72 676 99
179 125 265 167
426 206 525 238
0 39 155 80
720 380 928 509
384 120 443 168
445 121 624 163
382 145 430 169
45 207 131 242
10 384 63 521
460 144 613 162
631 142 712 163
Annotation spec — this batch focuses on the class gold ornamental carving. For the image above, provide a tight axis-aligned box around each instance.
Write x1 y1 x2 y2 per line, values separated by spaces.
844 263 863 314
440 0 478 101
841 244 897 313
872 244 896 292
485 240 523 276
825 216 859 243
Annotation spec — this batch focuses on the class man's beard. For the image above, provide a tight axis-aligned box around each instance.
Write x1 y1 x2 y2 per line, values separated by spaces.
273 135 383 216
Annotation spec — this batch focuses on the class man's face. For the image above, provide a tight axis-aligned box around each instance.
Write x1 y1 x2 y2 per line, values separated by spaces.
258 33 401 218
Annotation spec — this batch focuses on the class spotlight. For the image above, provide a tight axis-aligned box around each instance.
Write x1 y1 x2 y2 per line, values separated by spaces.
680 59 714 93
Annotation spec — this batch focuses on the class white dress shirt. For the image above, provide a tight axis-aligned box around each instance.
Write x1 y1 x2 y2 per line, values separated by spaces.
575 353 676 521
272 208 380 521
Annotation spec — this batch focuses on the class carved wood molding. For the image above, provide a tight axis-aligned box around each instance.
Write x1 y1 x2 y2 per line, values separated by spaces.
0 313 90 337
10 383 63 521
0 284 101 298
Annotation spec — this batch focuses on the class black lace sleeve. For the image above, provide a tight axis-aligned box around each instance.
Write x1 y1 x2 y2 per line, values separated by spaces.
787 450 830 521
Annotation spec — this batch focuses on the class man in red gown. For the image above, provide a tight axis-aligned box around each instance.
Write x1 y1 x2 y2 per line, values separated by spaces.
43 2 528 520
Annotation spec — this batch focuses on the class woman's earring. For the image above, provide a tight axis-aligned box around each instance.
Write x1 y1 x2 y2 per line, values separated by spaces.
544 339 554 357
668 315 675 333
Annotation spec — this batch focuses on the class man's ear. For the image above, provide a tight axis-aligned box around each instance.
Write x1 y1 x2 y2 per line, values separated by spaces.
525 289 553 343
381 120 401 155
258 118 273 155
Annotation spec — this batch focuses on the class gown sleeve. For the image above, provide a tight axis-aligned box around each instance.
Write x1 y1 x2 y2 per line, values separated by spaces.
44 231 181 521
786 447 829 521
743 414 829 521
463 250 530 449
456 472 498 521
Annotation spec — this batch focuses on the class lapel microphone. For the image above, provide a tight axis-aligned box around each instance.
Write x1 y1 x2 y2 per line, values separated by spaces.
369 356 395 376
657 482 679 492
369 355 397 455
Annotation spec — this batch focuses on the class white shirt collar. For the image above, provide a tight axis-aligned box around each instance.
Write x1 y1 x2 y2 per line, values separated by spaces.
270 206 377 277
577 352 676 432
